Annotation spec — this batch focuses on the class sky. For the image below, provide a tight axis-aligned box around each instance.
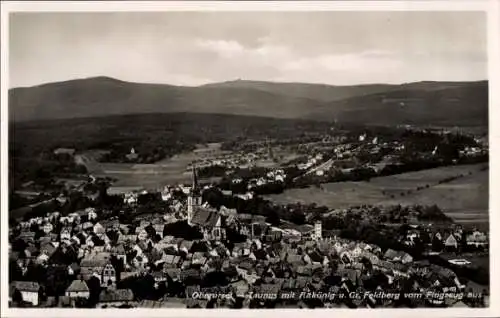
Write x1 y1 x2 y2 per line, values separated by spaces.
9 11 487 88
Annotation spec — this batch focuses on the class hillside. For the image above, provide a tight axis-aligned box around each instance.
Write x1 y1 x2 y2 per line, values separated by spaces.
201 79 396 102
9 112 334 188
319 81 488 126
9 77 488 127
9 77 325 122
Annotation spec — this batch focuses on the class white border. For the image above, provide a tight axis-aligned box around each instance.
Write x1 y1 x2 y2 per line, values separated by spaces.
1 1 498 317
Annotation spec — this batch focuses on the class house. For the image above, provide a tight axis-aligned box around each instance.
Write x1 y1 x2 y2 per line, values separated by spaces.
160 254 182 268
11 281 40 306
60 227 72 241
136 228 149 241
111 244 127 266
191 252 208 266
124 192 139 205
132 254 149 269
65 279 90 299
190 207 226 241
435 232 443 241
97 289 135 308
101 263 117 287
37 243 57 264
82 222 93 231
340 251 353 264
165 268 181 281
118 234 137 244
144 248 163 265
305 250 327 266
87 208 98 221
23 245 38 259
120 271 139 281
152 271 168 284
383 249 413 264
80 258 107 281
68 262 81 276
178 240 194 254
231 280 250 297
42 223 54 234
153 224 165 238
232 244 251 258
444 234 459 250
180 268 202 283
93 222 106 236
466 231 488 247
54 148 76 156
19 231 36 244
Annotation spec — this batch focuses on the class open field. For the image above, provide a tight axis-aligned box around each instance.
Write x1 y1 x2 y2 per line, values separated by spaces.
82 142 301 189
84 148 223 189
265 163 489 227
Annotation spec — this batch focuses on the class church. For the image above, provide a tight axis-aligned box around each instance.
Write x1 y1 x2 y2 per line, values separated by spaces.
186 165 226 241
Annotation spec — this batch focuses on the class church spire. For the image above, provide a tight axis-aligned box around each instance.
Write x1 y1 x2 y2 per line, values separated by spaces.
191 163 199 193
187 163 201 225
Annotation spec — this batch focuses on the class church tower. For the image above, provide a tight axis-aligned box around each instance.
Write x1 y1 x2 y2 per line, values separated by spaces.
187 164 202 225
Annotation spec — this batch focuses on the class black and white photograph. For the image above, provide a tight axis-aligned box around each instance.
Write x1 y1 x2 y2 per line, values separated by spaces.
1 1 499 316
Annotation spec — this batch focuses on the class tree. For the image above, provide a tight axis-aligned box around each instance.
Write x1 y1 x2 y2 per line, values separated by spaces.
265 209 280 226
431 236 444 252
87 276 101 306
12 288 23 304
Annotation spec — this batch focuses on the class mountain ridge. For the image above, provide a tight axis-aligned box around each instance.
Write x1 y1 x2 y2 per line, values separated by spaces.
9 76 488 127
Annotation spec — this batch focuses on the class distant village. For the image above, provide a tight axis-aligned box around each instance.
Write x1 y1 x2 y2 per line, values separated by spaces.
8 127 489 308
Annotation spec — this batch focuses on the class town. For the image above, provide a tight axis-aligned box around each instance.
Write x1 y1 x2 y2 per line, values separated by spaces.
8 126 489 308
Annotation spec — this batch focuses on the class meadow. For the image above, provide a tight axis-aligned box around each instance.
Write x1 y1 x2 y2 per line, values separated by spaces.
88 149 223 189
265 163 489 226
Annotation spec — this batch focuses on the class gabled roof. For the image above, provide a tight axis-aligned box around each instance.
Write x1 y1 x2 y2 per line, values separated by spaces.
254 283 281 294
236 258 255 271
99 289 134 302
136 241 149 251
164 268 181 279
295 276 311 289
162 254 182 265
215 245 228 256
144 249 163 263
40 243 57 257
60 226 73 234
19 231 36 240
384 249 399 260
308 250 324 263
191 208 220 229
80 258 108 268
296 265 313 276
153 224 165 232
179 240 194 250
286 253 303 264
69 262 81 272
11 281 40 292
180 268 202 280
338 268 360 284
66 280 89 293
444 234 458 245
112 244 126 254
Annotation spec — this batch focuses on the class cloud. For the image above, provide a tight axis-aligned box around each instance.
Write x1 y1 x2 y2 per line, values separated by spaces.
195 39 246 58
192 39 404 83
9 12 487 87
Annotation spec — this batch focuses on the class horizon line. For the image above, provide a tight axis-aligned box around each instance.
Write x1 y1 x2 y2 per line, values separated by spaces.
9 75 489 90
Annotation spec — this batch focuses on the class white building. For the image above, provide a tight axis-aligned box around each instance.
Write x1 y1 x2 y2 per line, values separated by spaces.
65 280 90 299
11 281 40 306
42 223 53 234
313 221 322 240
